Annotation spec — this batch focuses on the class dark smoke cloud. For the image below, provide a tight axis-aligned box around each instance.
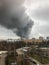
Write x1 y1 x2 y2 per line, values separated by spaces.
0 0 34 39
15 20 33 39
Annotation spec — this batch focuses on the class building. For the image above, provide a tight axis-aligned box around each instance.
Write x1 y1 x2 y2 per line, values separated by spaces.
46 37 49 41
39 36 44 40
24 39 43 45
0 51 7 65
37 47 49 57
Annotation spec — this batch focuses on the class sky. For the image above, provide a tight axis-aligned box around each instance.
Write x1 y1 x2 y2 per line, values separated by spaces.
24 0 49 38
0 0 49 39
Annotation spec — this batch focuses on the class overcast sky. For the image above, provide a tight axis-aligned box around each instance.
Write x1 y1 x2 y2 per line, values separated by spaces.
0 0 49 39
24 0 49 39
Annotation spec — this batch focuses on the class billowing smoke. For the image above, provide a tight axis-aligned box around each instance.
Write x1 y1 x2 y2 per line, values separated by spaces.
0 0 34 39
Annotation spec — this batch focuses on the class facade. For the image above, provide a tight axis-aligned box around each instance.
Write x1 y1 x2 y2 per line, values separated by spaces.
39 36 44 40
46 37 49 41
0 51 7 65
37 47 49 57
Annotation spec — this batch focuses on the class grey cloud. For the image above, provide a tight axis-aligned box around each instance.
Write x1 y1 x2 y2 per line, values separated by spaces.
31 6 49 22
0 0 34 39
30 4 49 38
38 25 49 34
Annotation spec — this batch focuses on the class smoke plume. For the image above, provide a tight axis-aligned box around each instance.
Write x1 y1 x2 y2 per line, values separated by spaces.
0 0 34 39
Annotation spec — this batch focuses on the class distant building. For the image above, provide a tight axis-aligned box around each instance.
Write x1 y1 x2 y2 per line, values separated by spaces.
46 37 49 41
24 39 43 45
39 36 43 40
32 38 35 40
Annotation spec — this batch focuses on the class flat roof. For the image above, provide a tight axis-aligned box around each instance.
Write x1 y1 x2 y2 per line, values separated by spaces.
0 51 8 54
